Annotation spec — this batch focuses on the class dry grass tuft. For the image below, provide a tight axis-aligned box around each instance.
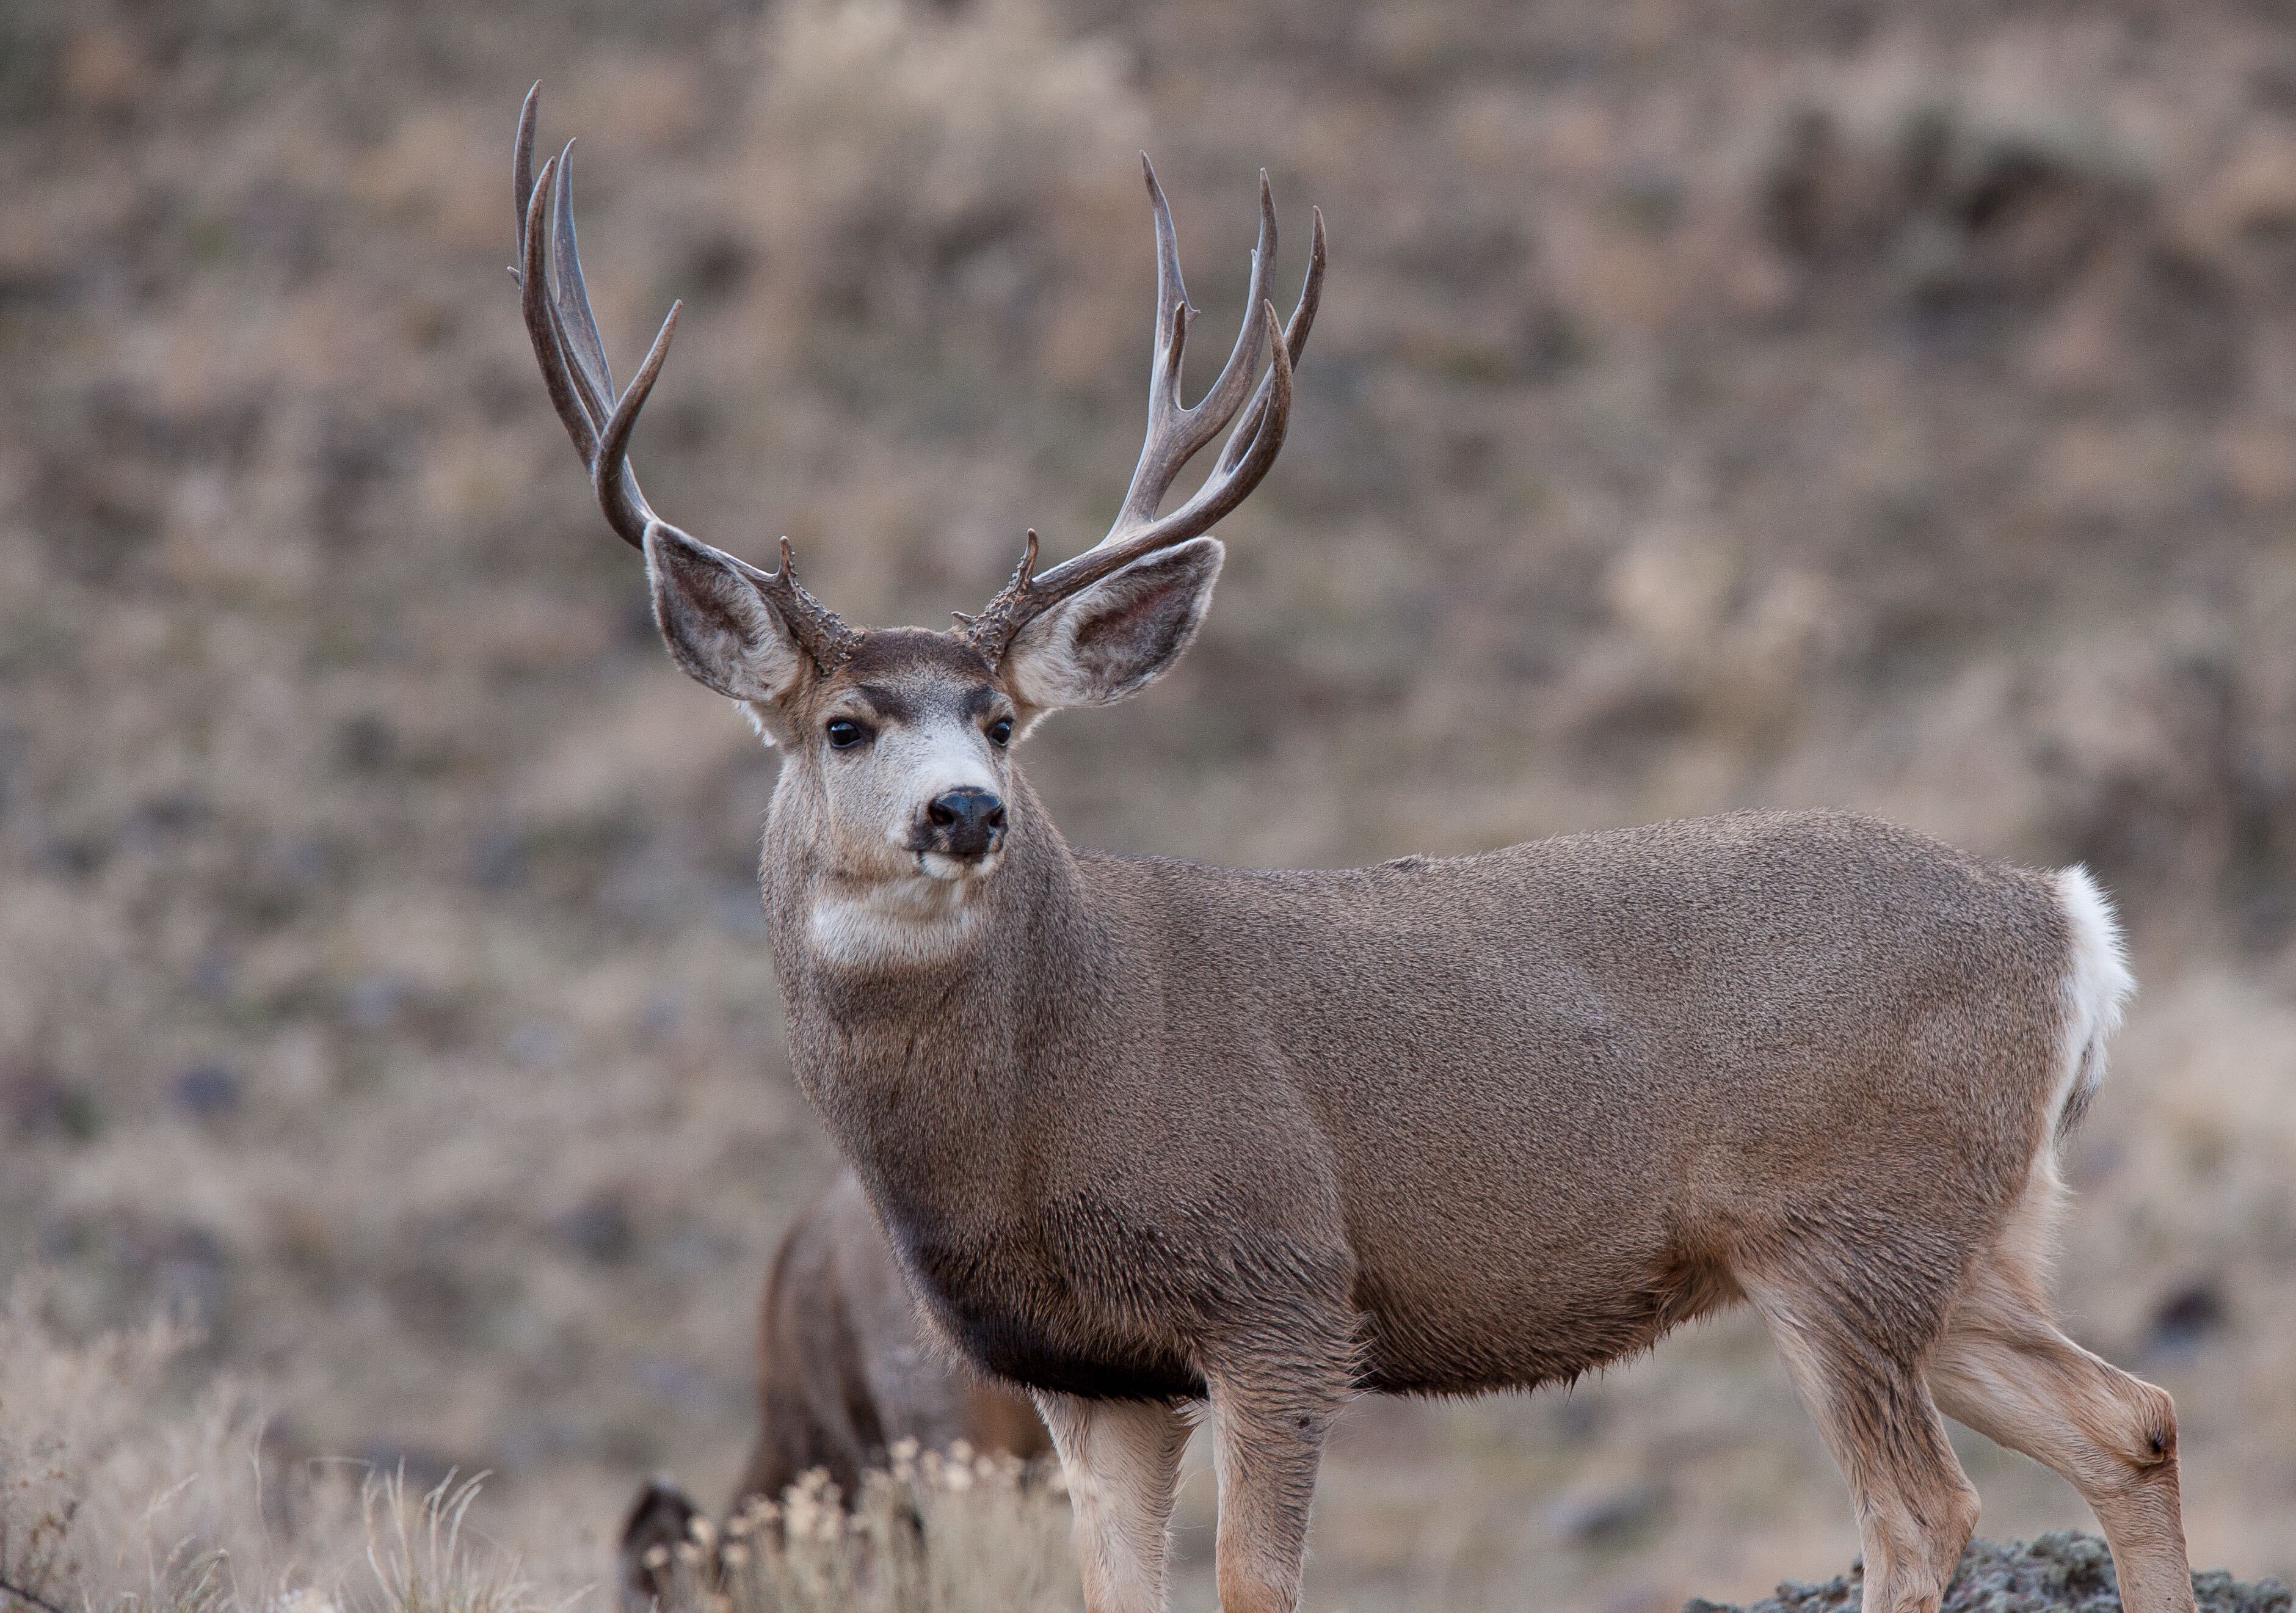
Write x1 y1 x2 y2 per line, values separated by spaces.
360 1472 545 1613
641 1443 1075 1613
0 1283 554 1613
0 1280 272 1613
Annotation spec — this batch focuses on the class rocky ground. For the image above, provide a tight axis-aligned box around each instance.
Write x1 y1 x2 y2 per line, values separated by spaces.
1687 1534 2294 1613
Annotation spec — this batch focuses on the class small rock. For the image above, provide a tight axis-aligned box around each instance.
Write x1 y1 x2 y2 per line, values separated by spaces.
2148 1281 2228 1352
172 1063 242 1118
342 974 415 1032
504 1021 564 1066
1547 1481 1666 1548
7 1067 106 1140
556 1195 636 1265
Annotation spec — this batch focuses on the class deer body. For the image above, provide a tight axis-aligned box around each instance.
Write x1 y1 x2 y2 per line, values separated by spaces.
512 89 2196 1613
778 793 2069 1406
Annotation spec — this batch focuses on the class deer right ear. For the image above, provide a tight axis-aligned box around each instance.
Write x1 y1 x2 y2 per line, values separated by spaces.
1001 536 1222 717
645 525 812 736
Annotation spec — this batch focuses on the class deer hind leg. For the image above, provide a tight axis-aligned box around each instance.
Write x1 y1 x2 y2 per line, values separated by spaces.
1743 1268 1980 1613
1033 1391 1192 1613
1927 1186 2195 1613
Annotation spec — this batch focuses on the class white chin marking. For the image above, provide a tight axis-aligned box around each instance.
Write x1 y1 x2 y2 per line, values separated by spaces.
916 848 1001 883
807 866 996 966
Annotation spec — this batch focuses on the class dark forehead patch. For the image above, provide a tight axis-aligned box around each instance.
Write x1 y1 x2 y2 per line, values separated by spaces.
833 628 1001 718
841 627 995 681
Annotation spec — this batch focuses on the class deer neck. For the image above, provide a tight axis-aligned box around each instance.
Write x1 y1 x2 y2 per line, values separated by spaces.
760 766 1097 1193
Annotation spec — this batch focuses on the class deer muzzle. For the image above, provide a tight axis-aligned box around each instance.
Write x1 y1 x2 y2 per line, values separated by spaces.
917 787 1006 865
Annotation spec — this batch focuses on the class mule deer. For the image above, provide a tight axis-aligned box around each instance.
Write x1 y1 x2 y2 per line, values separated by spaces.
617 1169 1048 1612
511 87 2195 1613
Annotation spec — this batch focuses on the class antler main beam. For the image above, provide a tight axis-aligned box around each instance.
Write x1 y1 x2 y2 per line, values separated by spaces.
958 159 1325 663
511 86 858 670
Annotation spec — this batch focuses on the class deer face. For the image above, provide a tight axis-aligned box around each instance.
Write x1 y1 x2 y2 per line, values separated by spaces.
643 525 1225 896
511 87 1318 925
810 633 1015 881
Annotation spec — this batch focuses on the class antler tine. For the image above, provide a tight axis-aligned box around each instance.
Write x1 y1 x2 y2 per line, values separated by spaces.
959 174 1321 663
594 298 681 537
1179 172 1280 484
520 150 603 473
513 81 539 277
520 148 659 547
1115 160 1277 531
511 89 859 668
548 145 620 427
515 93 602 449
959 296 1297 661
1141 156 1189 431
1079 297 1293 567
1219 205 1323 476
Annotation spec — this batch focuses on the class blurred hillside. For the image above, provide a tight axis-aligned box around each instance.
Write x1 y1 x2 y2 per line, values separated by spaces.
2 0 2294 1608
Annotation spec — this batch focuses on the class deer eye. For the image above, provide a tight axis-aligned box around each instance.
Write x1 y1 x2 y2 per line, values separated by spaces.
825 718 870 750
986 717 1013 748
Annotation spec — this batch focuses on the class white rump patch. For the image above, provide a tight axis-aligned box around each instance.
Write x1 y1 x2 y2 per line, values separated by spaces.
2051 864 2135 1139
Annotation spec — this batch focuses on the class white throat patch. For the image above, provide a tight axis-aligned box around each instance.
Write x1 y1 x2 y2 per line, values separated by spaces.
807 871 994 967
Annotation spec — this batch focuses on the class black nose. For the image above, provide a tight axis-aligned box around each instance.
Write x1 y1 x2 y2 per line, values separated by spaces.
925 787 1006 859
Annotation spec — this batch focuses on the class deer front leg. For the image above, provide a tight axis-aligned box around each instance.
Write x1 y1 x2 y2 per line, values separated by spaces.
1205 1367 1342 1613
1033 1391 1191 1613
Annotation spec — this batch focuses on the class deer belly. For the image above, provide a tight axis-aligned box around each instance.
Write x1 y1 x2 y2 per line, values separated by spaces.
1350 1237 1713 1396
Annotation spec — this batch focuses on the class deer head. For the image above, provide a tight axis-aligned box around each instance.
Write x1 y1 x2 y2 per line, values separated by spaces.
511 87 1321 898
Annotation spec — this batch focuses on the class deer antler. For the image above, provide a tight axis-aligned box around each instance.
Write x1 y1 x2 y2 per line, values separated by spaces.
957 158 1324 662
512 86 859 669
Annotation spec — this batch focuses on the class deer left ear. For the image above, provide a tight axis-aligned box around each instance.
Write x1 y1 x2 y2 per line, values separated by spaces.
1001 536 1222 715
645 525 812 740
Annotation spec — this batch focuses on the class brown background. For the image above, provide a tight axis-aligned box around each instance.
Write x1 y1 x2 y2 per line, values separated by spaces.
3 0 2293 1606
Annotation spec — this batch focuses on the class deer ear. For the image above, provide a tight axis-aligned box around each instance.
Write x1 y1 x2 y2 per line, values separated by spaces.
1003 536 1222 714
645 525 811 734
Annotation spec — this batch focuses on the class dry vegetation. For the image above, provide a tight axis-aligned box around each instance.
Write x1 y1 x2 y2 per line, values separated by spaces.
4 0 2296 1608
0 1285 1080 1613
637 1452 1076 1613
0 1281 549 1613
